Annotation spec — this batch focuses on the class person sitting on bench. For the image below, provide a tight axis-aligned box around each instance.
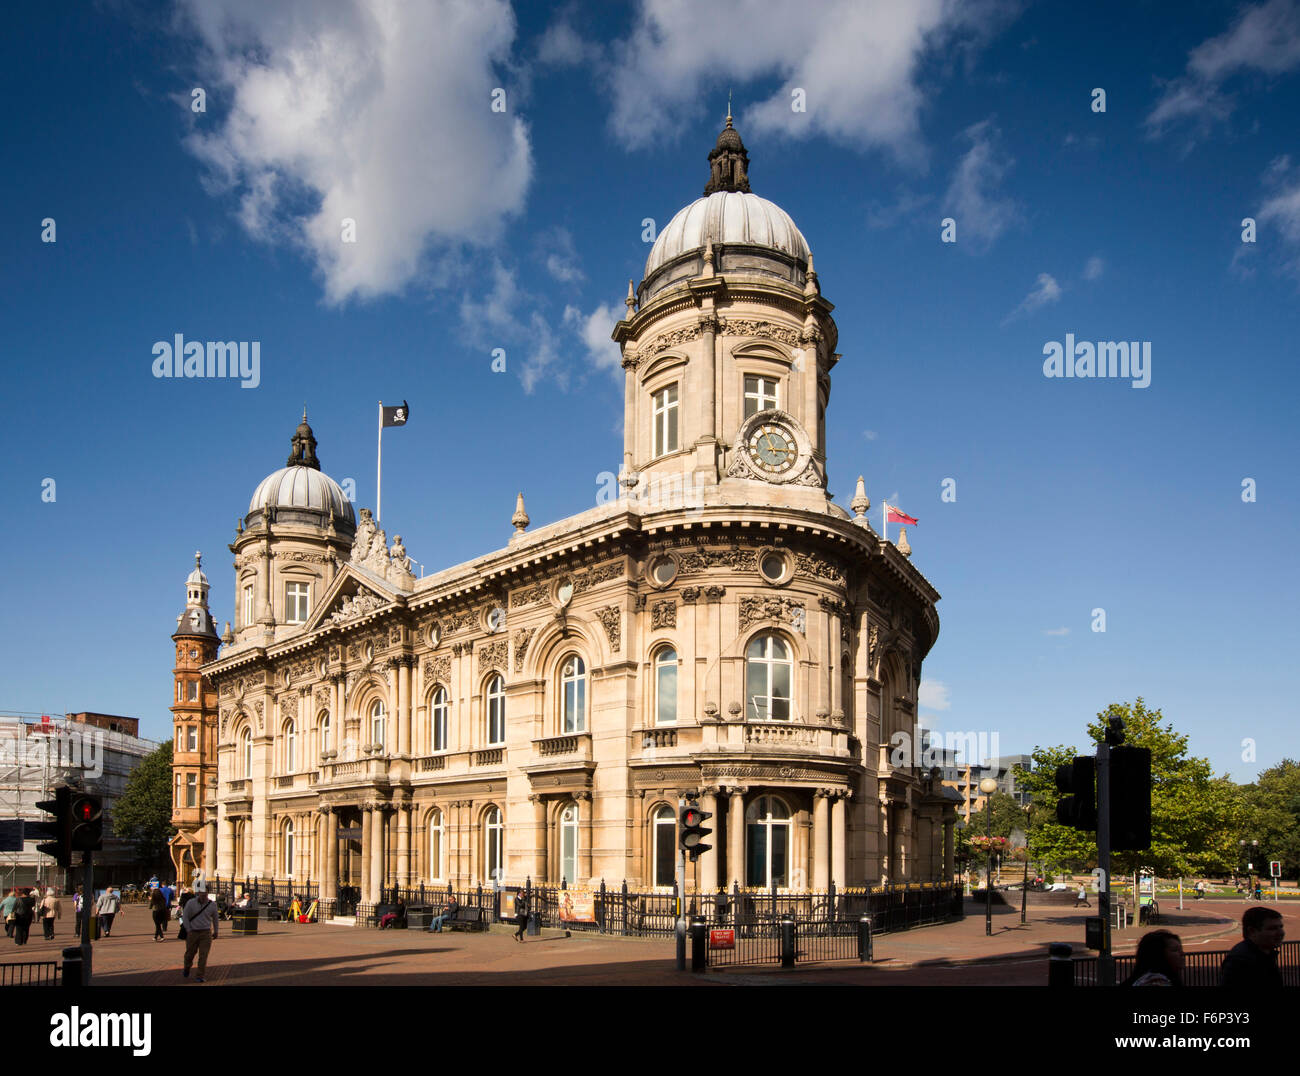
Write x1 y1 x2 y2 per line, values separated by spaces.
425 897 458 933
379 899 406 929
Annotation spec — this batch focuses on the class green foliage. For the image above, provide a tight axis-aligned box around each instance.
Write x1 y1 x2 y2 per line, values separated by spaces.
1238 759 1300 879
1019 699 1245 877
111 740 176 870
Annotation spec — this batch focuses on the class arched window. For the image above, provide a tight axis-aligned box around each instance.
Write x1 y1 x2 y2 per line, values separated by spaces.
559 803 578 885
284 721 296 772
369 699 386 747
431 686 449 752
654 647 677 725
485 676 505 745
428 809 444 882
484 806 503 883
240 728 252 779
561 655 586 733
320 712 331 754
745 796 792 888
745 633 793 721
284 820 295 878
653 805 676 887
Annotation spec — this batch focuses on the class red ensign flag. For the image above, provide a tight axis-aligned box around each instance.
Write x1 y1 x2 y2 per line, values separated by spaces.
885 504 918 526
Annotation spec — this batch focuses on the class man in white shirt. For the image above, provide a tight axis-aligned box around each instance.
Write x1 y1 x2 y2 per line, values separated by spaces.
95 887 121 937
181 889 219 983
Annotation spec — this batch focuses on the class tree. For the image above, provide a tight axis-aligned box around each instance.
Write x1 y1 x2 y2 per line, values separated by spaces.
111 740 175 874
1017 699 1244 878
1239 759 1300 880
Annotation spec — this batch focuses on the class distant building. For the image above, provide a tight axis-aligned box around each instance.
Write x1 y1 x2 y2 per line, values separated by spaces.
0 712 157 890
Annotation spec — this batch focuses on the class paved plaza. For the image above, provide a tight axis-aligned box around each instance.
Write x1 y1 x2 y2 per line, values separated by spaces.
4 897 1291 986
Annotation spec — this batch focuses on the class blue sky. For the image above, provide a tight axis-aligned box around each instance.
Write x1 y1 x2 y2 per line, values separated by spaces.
1 0 1296 781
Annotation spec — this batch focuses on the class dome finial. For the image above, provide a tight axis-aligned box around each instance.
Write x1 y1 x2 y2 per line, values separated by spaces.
194 551 202 569
704 104 751 196
288 411 320 470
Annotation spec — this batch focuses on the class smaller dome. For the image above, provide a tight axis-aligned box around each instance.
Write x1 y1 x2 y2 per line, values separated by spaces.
249 467 356 525
186 552 208 588
714 117 744 153
643 192 811 281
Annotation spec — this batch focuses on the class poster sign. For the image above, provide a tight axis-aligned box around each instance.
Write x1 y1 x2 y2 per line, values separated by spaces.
709 928 736 950
558 888 595 923
502 891 522 919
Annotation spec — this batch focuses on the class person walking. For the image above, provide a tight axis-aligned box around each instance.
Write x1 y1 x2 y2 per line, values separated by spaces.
1121 929 1184 986
96 886 121 937
13 888 36 946
513 888 530 942
1075 883 1091 908
1 889 18 938
1221 906 1286 987
181 889 219 982
149 886 169 941
39 889 61 940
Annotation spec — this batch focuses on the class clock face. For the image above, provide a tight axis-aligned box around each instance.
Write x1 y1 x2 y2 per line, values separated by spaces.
189 648 199 660
747 422 798 474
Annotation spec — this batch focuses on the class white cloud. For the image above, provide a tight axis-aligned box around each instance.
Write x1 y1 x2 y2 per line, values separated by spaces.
1002 272 1061 324
539 227 585 283
1043 627 1070 636
1083 255 1104 280
177 0 531 304
1146 0 1300 141
862 429 879 441
601 0 1018 159
563 303 623 375
865 188 933 229
918 679 951 711
1256 154 1300 276
943 119 1019 250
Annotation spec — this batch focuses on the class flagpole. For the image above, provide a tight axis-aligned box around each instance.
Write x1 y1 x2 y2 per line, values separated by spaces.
882 503 887 543
377 401 383 524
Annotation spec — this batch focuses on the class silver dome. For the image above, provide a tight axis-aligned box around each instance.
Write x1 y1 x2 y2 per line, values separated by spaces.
248 466 356 525
644 192 810 281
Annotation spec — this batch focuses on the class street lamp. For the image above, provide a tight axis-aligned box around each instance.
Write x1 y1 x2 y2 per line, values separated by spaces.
979 776 999 936
1019 803 1032 925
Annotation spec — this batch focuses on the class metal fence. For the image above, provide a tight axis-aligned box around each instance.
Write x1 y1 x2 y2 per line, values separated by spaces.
0 961 60 986
1072 940 1300 986
708 917 864 968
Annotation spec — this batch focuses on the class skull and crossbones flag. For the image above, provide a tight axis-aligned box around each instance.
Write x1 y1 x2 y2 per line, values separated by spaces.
381 400 410 427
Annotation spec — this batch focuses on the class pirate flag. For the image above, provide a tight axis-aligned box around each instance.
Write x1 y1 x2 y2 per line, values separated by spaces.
382 400 410 427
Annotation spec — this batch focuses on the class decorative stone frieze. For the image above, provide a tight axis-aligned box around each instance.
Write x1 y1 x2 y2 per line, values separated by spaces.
512 627 536 671
650 600 676 630
595 605 622 652
738 595 806 633
478 640 508 674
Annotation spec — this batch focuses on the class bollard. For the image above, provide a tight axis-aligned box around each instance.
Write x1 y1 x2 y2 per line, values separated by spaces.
780 914 796 968
690 915 707 972
527 911 540 937
857 914 873 963
60 946 83 988
1048 942 1074 987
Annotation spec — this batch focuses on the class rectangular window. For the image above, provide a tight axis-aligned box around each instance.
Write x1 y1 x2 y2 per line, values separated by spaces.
285 582 310 624
744 375 779 418
186 773 198 808
652 384 679 457
188 680 199 702
243 585 254 627
656 660 677 726
187 726 198 752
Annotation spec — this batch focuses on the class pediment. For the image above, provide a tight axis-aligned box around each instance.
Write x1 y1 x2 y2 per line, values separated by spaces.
302 565 400 633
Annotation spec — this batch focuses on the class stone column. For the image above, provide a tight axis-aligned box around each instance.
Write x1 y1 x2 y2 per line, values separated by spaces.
399 658 413 757
321 808 336 901
331 676 344 742
203 817 217 875
396 803 410 886
577 791 593 885
360 806 372 902
530 795 547 883
371 806 386 901
621 354 637 478
699 789 719 893
812 791 829 890
694 313 718 482
728 788 746 887
831 793 847 886
219 818 236 875
943 818 955 882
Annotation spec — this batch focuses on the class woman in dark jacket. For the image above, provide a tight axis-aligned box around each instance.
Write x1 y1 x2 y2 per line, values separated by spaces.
13 889 36 946
149 886 169 941
513 890 529 942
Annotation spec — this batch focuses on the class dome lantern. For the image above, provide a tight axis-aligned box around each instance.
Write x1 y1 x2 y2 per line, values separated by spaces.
704 111 751 195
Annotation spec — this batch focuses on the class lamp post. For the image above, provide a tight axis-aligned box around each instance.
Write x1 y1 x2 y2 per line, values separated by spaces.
979 776 999 936
1019 803 1032 925
1239 839 1260 896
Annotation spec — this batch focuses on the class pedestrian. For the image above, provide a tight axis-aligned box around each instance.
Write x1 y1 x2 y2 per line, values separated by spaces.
1075 883 1091 908
96 886 121 937
13 888 36 946
1 889 17 938
39 888 61 940
513 888 529 942
180 889 219 982
72 887 83 939
1122 929 1184 987
149 885 169 941
1194 880 1205 900
1221 906 1286 987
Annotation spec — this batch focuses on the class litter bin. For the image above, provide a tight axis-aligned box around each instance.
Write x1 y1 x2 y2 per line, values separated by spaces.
232 906 259 936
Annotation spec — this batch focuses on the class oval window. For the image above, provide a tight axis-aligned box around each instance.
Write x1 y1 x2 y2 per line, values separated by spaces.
651 557 676 585
760 553 786 583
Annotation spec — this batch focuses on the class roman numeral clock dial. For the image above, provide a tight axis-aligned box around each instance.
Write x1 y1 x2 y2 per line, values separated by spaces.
747 422 797 474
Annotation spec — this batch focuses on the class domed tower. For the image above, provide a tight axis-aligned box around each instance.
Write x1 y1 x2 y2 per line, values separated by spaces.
614 112 838 513
232 412 356 647
170 552 220 880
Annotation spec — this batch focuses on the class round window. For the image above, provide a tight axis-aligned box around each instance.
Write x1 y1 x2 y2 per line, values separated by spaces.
427 623 441 648
650 557 676 585
318 658 328 678
760 553 786 583
364 642 374 661
556 581 574 606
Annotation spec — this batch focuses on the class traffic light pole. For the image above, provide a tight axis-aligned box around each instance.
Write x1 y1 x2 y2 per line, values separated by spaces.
79 849 94 984
675 797 686 971
1095 743 1113 988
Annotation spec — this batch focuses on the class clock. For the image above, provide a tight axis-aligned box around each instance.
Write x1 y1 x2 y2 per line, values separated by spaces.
746 420 798 475
189 648 199 660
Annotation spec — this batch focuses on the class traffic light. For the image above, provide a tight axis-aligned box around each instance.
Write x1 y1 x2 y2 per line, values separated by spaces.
1055 756 1096 830
679 804 712 860
69 793 103 852
30 785 71 867
1109 745 1151 851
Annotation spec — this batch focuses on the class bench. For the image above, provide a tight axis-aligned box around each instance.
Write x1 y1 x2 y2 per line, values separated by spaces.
445 906 486 933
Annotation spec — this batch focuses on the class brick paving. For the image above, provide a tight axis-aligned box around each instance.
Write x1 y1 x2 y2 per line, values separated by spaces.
2 896 1291 986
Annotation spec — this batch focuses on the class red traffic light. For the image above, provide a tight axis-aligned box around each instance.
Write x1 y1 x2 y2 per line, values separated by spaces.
76 801 93 821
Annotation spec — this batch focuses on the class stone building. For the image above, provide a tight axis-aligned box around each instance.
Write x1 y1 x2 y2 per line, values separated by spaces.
198 118 952 909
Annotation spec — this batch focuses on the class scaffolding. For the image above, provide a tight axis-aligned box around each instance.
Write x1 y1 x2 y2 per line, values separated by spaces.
0 712 158 890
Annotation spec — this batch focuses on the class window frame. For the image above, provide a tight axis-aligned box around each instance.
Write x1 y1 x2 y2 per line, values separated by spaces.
284 581 310 624
743 374 780 419
560 655 587 734
745 632 794 721
485 676 505 746
428 808 445 882
652 383 680 458
369 698 386 747
431 686 450 752
559 802 579 886
654 647 678 726
484 806 503 884
242 584 254 628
